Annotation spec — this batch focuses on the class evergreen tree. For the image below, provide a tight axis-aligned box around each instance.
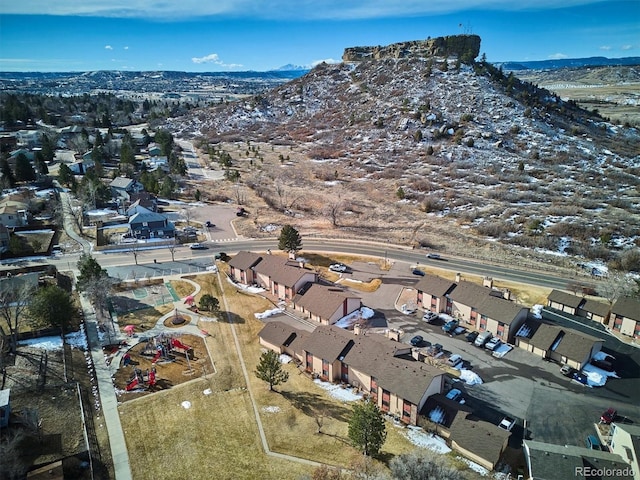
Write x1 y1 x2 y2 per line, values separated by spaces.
14 153 36 182
57 163 74 187
199 294 219 313
278 225 303 255
28 285 75 333
0 157 16 187
76 254 108 288
348 400 387 457
255 349 289 391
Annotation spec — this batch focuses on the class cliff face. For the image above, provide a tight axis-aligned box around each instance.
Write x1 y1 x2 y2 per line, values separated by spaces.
342 34 481 64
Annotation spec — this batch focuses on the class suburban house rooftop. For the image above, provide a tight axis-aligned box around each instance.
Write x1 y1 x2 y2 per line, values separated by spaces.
293 284 360 321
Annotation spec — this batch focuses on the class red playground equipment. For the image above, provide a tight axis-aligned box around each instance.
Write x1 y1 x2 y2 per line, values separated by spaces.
126 367 157 391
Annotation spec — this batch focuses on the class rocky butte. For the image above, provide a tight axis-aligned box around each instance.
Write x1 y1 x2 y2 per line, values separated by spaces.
342 34 481 64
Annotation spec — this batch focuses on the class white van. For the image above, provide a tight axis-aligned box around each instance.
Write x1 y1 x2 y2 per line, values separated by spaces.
474 331 492 347
447 354 462 367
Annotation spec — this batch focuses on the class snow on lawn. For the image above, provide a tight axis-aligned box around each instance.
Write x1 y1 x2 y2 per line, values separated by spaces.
334 307 376 329
457 456 489 476
18 327 88 351
279 354 292 364
255 308 284 319
226 276 265 294
262 406 281 413
459 369 483 385
313 379 363 402
401 425 451 453
181 401 192 409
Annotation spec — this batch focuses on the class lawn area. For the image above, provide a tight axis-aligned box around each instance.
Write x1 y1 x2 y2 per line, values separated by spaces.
117 304 173 329
119 271 418 480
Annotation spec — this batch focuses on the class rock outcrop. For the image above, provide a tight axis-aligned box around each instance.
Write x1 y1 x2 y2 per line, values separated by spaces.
342 34 481 64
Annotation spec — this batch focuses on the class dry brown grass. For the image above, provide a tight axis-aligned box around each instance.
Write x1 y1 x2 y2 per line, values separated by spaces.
169 279 197 298
117 304 173 329
119 272 418 479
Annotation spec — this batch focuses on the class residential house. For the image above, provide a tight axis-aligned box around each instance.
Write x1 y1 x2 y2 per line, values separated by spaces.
147 144 162 156
228 251 264 285
254 255 318 300
128 193 158 212
447 280 529 343
258 322 308 363
9 148 35 162
298 325 442 425
609 423 640 480
579 298 610 324
547 289 585 315
110 176 144 201
415 275 456 312
16 130 39 147
523 440 632 480
610 297 640 339
515 321 603 370
449 413 511 471
0 200 29 227
127 206 175 239
143 156 169 172
292 284 362 325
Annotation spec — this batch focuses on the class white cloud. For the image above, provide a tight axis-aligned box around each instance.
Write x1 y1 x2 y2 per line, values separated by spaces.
105 45 113 50
0 1 608 20
192 53 221 64
124 46 129 50
599 45 611 51
621 44 633 50
191 53 242 68
548 53 568 60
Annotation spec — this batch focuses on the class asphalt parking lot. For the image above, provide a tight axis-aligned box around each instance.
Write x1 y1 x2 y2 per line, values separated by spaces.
389 309 640 446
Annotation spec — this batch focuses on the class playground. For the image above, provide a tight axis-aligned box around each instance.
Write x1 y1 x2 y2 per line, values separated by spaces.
112 332 211 399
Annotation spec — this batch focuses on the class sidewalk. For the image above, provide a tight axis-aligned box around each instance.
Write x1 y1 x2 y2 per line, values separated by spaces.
79 294 132 480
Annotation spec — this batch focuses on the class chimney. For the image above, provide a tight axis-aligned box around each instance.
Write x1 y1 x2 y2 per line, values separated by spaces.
298 260 305 269
455 272 461 283
353 324 362 335
483 276 493 288
503 289 511 300
288 251 295 260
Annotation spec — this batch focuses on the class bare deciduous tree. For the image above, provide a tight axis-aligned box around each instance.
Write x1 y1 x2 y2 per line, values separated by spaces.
326 201 344 227
0 281 35 354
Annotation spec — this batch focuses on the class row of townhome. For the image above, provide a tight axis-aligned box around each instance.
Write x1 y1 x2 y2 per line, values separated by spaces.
415 274 529 343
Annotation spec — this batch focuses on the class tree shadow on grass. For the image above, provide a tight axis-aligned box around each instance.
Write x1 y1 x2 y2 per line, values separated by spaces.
280 390 352 423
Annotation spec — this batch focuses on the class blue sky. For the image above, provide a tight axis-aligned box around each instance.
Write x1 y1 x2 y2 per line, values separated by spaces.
1 1 638 72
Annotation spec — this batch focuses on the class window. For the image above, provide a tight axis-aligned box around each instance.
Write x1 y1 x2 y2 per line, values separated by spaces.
381 390 390 412
479 315 487 331
613 316 623 331
322 359 329 380
497 323 505 337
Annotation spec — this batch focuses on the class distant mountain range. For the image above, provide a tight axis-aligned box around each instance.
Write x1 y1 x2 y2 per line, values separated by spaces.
497 56 640 71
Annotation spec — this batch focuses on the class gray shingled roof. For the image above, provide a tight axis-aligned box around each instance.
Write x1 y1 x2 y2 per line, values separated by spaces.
228 251 263 271
293 284 360 321
612 296 640 321
477 296 528 325
449 413 510 468
110 176 135 189
415 275 456 297
258 321 302 348
524 440 629 480
529 323 602 361
581 298 610 317
448 281 492 306
301 326 354 362
254 254 314 288
547 289 585 309
528 323 563 351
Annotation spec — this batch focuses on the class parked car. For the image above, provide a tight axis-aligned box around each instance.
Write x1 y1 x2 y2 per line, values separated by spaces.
499 417 516 431
214 252 229 261
572 371 589 386
423 312 439 323
426 253 442 259
410 335 424 347
329 263 348 273
427 343 443 356
443 320 459 333
465 331 479 343
401 304 417 315
447 354 463 367
446 388 463 402
474 331 492 347
485 337 502 351
585 435 601 450
600 408 617 424
590 358 615 372
412 269 425 276
561 365 578 377
452 326 466 336
190 243 207 250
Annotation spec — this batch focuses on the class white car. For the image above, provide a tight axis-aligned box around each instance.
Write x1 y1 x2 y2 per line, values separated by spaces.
423 312 439 323
401 304 417 315
329 263 348 272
